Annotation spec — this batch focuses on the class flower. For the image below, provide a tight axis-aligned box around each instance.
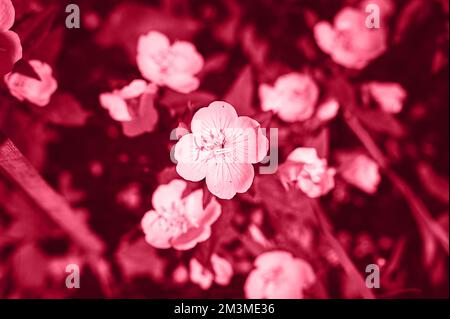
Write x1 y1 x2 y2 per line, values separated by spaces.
339 153 381 194
244 251 316 299
189 254 233 290
259 72 319 123
279 147 335 198
4 60 57 106
99 79 159 137
365 81 407 114
141 179 221 250
313 7 387 69
174 101 269 199
137 31 204 94
0 0 22 77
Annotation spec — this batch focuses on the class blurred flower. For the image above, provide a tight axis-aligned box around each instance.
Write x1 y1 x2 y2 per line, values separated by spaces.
339 153 381 194
259 72 319 123
316 98 340 122
0 0 22 77
172 264 189 285
244 251 315 299
365 82 407 114
4 60 57 106
314 7 387 69
279 147 335 198
141 179 221 250
174 101 268 199
99 79 159 137
190 254 233 290
137 31 204 94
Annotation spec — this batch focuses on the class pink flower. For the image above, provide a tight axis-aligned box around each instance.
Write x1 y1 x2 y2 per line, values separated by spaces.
244 251 316 299
279 147 335 198
259 73 319 123
4 60 57 106
0 0 22 77
137 31 204 94
141 179 221 250
174 101 269 199
189 254 233 290
99 79 159 137
314 7 387 69
365 81 407 114
339 153 381 194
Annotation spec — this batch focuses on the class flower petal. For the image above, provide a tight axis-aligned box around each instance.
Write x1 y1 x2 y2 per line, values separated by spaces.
0 0 15 30
164 72 199 94
174 133 208 182
287 147 319 164
205 161 254 199
171 41 204 74
151 179 186 212
313 21 335 54
137 31 170 56
185 190 221 226
171 225 211 250
141 211 172 249
191 101 238 134
0 30 22 77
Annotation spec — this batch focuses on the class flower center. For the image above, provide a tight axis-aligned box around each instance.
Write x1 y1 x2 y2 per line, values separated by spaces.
156 202 191 237
195 129 233 161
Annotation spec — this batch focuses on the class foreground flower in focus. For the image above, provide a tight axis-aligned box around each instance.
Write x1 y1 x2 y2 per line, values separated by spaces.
174 101 269 199
259 73 319 123
99 79 159 137
190 254 233 290
137 31 204 94
4 60 57 106
244 251 316 299
313 7 387 69
279 147 335 198
339 153 381 194
365 82 407 114
141 179 221 250
0 0 22 77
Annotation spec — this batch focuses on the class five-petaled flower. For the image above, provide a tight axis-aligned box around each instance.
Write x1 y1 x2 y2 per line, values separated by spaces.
137 31 204 94
99 79 159 137
141 179 221 250
279 147 335 198
0 0 22 77
4 60 57 106
174 101 269 199
244 250 316 299
314 7 387 69
259 72 319 123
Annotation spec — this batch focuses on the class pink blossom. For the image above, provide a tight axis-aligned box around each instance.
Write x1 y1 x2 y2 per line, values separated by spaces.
314 7 387 69
316 98 340 122
4 60 57 106
137 31 204 94
190 254 233 290
141 179 221 250
244 251 316 299
174 101 269 199
279 147 335 198
0 0 22 77
99 79 159 136
339 153 381 194
365 81 407 114
259 72 319 123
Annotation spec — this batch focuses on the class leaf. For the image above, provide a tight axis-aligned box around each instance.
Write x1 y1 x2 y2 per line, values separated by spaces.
122 92 158 137
223 65 254 116
417 162 449 204
15 6 58 60
96 3 201 61
303 128 330 159
393 0 432 45
202 183 214 209
160 90 217 116
42 93 90 127
115 236 166 282
356 108 406 137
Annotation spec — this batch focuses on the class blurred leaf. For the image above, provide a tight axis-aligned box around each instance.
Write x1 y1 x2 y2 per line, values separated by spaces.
42 93 90 127
356 108 406 137
115 236 166 282
240 25 268 68
122 92 158 137
15 6 58 60
223 65 254 116
160 90 217 117
96 3 201 61
393 0 432 45
303 128 330 159
417 162 449 204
